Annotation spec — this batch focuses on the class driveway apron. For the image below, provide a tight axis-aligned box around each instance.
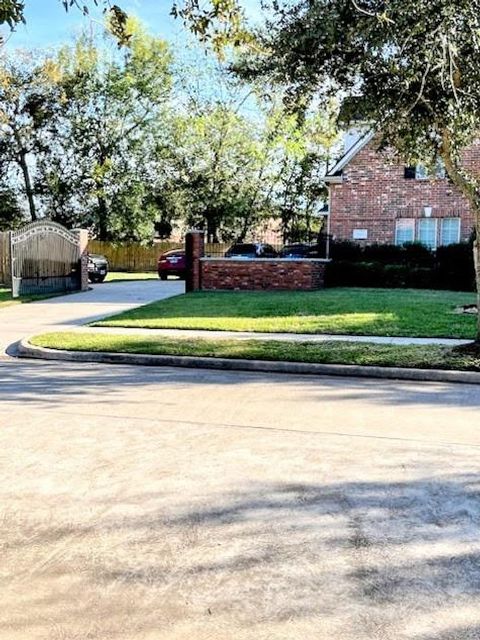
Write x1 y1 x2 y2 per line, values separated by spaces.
0 280 184 356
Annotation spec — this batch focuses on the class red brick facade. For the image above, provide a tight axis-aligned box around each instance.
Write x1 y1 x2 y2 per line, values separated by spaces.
185 230 204 292
328 138 480 245
200 259 327 291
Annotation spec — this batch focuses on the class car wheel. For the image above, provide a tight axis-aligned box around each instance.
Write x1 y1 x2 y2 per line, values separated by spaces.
159 273 168 281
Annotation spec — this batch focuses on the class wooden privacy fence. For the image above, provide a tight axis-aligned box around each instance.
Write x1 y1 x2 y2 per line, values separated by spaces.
0 232 11 286
88 240 232 272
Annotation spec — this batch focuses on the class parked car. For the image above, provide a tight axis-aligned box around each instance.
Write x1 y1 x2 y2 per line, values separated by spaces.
224 243 278 259
88 253 109 283
279 243 321 259
157 249 186 280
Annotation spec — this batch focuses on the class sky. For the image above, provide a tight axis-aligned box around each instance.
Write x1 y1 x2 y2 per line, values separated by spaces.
2 0 263 51
2 0 194 51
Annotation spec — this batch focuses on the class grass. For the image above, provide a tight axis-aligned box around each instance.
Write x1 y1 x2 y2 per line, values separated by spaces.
0 287 15 308
31 332 480 372
0 286 71 308
92 288 478 339
105 271 158 282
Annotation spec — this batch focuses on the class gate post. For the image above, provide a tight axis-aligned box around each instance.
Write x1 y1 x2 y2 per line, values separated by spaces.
75 229 89 291
185 230 204 292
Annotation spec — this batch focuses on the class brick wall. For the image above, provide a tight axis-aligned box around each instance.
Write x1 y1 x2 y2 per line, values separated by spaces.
185 230 204 292
329 138 480 244
200 259 327 291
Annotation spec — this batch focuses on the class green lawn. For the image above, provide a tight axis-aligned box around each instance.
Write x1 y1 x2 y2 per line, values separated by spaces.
93 288 478 339
0 286 85 308
0 287 51 308
0 287 16 308
105 271 158 282
31 332 480 372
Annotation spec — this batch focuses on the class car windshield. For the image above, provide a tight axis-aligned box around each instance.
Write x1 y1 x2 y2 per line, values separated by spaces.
282 246 307 254
228 244 257 254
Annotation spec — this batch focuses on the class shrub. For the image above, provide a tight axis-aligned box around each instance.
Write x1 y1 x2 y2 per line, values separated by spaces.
435 243 475 291
326 240 475 291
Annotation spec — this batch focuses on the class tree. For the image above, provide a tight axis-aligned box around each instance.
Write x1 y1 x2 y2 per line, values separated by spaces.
232 0 480 341
0 52 62 221
157 54 336 243
0 186 24 230
55 21 172 240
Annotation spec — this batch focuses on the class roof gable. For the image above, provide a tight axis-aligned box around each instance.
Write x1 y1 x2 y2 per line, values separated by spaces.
325 130 375 182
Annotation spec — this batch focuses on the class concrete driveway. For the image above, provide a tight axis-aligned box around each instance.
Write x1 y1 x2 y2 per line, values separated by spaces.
1 359 480 640
0 280 184 355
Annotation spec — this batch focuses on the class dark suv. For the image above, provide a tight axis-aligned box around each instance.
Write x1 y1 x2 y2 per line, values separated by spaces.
224 243 278 259
88 253 109 283
279 243 321 258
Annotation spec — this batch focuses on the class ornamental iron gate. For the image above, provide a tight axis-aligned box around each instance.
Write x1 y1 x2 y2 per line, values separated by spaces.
10 221 82 298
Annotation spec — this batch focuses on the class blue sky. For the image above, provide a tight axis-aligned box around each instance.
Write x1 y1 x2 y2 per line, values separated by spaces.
3 0 189 50
3 0 263 51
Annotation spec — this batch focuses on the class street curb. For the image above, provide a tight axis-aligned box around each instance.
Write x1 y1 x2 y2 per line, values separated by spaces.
17 337 480 385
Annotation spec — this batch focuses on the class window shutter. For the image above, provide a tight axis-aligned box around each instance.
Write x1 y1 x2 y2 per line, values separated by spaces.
404 166 416 179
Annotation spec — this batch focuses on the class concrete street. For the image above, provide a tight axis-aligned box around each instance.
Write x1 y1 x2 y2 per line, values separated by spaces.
2 356 480 639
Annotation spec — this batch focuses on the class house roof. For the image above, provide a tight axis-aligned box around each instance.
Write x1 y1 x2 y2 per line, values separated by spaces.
324 129 375 183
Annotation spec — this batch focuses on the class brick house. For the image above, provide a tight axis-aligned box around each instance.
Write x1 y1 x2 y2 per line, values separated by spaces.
325 130 479 248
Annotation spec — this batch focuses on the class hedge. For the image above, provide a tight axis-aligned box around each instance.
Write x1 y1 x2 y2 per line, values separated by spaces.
326 241 475 291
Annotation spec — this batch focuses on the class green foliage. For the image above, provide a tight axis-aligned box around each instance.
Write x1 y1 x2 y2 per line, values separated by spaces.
0 52 65 221
327 242 475 291
0 187 24 230
0 0 24 29
160 57 337 242
242 1 480 156
52 24 173 240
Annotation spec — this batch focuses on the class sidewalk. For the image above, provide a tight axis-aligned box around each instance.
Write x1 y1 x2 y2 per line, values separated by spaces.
65 325 471 347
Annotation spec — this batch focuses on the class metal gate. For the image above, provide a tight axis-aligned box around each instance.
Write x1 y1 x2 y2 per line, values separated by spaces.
10 221 81 298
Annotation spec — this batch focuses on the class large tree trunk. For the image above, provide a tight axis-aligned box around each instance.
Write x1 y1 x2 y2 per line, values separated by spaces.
19 150 37 222
474 235 480 339
97 194 109 241
440 131 480 341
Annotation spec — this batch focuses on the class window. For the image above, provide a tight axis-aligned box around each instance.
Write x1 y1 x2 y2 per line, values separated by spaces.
417 218 438 249
395 219 415 245
353 229 368 240
404 160 446 180
415 164 429 180
435 158 446 179
440 218 460 245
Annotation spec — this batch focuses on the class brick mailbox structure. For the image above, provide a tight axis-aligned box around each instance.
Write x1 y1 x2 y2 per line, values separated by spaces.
185 231 328 292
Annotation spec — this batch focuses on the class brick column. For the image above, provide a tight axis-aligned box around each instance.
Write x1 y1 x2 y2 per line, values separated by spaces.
185 230 204 292
74 229 89 291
